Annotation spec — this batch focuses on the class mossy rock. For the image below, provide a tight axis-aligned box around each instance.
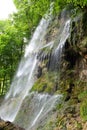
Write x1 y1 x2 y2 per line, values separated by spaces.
31 72 58 94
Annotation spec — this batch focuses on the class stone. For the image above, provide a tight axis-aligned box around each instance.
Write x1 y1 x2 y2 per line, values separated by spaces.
80 70 87 81
0 119 25 130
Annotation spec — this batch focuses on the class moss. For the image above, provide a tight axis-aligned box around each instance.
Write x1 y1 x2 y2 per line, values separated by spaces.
31 71 58 93
76 122 82 129
56 103 63 110
31 78 47 92
78 91 87 101
80 100 87 121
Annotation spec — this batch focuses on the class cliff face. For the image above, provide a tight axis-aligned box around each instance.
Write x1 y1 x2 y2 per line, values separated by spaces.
32 10 87 93
31 10 87 130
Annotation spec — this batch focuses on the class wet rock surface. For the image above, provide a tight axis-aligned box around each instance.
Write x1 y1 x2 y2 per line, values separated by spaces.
34 11 87 130
0 119 25 130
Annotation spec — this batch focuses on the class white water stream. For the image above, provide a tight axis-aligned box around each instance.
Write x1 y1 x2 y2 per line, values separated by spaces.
50 19 71 71
27 94 62 130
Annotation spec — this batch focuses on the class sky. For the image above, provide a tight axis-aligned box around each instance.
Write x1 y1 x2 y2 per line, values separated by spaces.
0 0 17 20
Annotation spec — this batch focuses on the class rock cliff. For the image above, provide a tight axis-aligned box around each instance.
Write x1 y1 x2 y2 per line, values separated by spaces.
31 10 87 130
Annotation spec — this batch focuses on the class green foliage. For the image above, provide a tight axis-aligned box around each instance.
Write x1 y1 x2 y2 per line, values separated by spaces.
66 0 87 8
0 19 25 95
13 0 50 38
80 100 87 121
78 91 87 121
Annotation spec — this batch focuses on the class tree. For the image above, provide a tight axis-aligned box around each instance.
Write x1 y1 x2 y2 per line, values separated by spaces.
0 19 25 95
66 0 87 8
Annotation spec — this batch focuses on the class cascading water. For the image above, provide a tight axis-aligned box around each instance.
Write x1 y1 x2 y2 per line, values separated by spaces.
0 13 52 122
14 92 62 130
50 19 71 71
0 9 71 130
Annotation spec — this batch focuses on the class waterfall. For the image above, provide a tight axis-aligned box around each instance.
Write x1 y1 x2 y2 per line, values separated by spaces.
14 92 62 130
50 19 71 71
0 11 71 130
0 14 52 122
27 94 61 130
